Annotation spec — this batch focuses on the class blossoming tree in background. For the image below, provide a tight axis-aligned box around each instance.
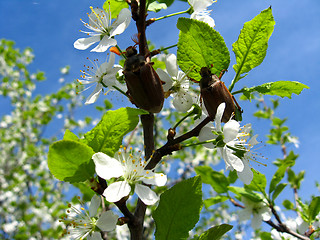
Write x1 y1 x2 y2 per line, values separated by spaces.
1 0 319 239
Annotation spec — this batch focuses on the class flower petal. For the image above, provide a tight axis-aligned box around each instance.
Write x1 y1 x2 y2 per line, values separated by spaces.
156 68 173 92
93 152 124 180
87 232 103 240
189 0 214 12
238 208 252 222
89 195 101 217
110 8 131 37
85 83 103 105
165 54 178 77
172 91 193 112
74 36 100 50
248 134 259 146
224 147 244 172
237 159 253 185
106 52 116 70
91 36 117 52
223 120 240 143
260 207 272 221
142 172 167 186
198 126 217 149
251 214 263 229
103 181 131 202
215 103 225 131
96 210 118 232
191 12 215 28
135 184 159 205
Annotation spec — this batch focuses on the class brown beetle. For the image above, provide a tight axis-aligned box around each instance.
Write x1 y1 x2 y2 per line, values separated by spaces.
123 46 164 113
200 67 241 123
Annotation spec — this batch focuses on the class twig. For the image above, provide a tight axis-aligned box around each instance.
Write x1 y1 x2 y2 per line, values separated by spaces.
145 116 212 170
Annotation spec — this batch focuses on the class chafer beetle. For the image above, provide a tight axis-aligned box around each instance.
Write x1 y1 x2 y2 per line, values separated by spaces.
123 46 164 113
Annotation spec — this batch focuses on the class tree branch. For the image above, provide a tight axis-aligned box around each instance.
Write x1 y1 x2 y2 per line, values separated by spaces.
145 116 212 170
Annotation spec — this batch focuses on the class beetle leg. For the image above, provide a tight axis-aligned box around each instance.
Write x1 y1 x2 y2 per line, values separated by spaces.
232 95 243 112
218 69 228 79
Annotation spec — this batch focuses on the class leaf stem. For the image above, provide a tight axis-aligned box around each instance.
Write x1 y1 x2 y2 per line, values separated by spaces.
159 44 178 52
154 8 191 21
182 139 217 148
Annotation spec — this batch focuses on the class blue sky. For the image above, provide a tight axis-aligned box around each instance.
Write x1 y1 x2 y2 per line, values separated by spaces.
1 0 320 201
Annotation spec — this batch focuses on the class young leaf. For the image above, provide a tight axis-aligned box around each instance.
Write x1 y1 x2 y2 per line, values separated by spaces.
232 7 275 84
272 183 287 201
204 196 229 208
282 199 294 210
228 186 262 202
48 140 95 183
269 152 296 194
245 169 267 194
103 0 128 19
195 166 229 193
148 1 167 12
177 17 230 81
63 129 79 141
198 224 233 240
83 107 147 157
236 81 309 99
308 196 320 223
153 176 202 240
259 232 273 240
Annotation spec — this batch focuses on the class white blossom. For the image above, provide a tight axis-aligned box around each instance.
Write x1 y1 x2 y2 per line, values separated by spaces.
199 103 260 184
238 196 271 229
60 195 118 240
156 54 194 112
77 53 124 104
189 0 216 28
93 146 167 205
74 7 131 52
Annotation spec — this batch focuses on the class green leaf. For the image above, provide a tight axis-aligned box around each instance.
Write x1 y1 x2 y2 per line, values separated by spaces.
177 18 230 81
198 224 233 240
83 107 147 156
238 81 309 99
272 183 287 201
297 199 309 222
48 140 95 183
269 151 296 194
153 176 203 240
308 196 320 223
228 186 262 202
204 196 229 208
228 169 238 184
232 7 275 82
259 232 273 240
195 166 229 193
63 129 79 141
148 1 167 12
103 0 128 19
245 169 266 194
282 199 294 210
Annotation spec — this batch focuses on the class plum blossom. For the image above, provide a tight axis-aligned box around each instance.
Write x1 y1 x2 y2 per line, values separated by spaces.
93 146 167 205
60 195 118 240
189 0 216 28
198 103 260 184
77 53 125 105
238 196 272 229
156 54 194 112
74 7 131 52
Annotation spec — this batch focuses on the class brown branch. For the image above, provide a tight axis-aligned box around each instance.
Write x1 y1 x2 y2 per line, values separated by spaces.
145 116 212 170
